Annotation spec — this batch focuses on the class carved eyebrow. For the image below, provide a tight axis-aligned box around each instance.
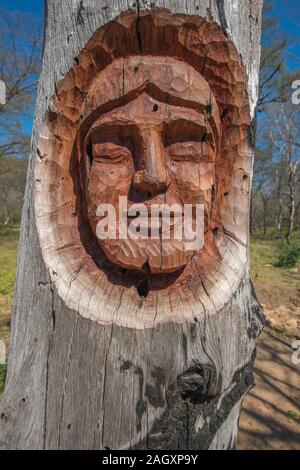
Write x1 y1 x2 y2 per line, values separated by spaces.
88 112 209 137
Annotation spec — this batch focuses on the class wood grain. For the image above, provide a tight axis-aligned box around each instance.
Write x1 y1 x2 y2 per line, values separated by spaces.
0 0 264 450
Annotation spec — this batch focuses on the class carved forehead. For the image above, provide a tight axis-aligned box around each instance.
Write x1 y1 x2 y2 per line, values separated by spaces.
82 56 220 125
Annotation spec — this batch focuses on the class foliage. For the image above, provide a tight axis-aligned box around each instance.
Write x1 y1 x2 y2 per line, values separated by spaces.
0 364 6 395
0 9 42 158
0 225 19 296
258 0 300 110
0 157 28 224
274 241 300 268
253 1 300 241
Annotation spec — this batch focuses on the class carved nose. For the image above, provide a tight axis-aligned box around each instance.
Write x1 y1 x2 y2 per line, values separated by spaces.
132 130 168 197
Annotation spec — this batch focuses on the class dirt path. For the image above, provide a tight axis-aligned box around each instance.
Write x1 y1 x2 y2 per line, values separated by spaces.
237 327 300 450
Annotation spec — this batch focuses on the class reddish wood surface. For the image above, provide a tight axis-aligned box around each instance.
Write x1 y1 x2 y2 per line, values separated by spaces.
36 10 251 329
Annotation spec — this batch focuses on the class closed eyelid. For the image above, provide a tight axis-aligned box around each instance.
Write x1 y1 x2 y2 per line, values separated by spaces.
168 142 214 163
164 119 207 142
91 143 132 165
93 143 130 155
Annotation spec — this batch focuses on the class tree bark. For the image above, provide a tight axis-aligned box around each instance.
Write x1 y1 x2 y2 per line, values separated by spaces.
0 0 264 450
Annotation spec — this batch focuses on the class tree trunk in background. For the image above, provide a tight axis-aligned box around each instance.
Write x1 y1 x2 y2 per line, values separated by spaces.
275 169 283 234
286 162 297 244
0 0 264 450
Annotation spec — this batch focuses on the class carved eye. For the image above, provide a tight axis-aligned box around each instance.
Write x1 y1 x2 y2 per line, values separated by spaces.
92 144 132 164
168 143 203 164
170 152 200 163
93 152 128 164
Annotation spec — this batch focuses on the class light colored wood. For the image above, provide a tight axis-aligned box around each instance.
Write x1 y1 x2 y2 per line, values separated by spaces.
0 0 264 450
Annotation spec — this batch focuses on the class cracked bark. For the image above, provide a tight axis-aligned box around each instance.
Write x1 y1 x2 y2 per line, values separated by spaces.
0 0 264 450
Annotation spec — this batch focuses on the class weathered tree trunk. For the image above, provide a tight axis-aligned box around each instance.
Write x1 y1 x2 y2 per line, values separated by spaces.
0 0 264 450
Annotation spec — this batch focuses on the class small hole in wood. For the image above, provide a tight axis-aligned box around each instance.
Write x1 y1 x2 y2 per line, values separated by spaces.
201 132 208 143
224 192 229 197
153 104 159 112
147 192 152 198
134 66 139 73
74 57 79 65
213 227 219 238
86 141 93 166
48 111 57 123
67 424 72 430
211 185 216 206
205 104 212 116
137 279 150 299
243 174 248 181
222 108 230 119
142 261 150 274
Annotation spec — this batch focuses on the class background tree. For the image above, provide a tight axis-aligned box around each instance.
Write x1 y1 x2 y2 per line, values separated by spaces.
252 0 300 238
258 0 300 110
0 9 42 158
0 9 41 224
271 105 300 242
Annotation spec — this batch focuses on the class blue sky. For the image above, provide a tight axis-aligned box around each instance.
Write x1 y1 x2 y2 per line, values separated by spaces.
273 0 300 70
0 0 299 136
0 0 44 14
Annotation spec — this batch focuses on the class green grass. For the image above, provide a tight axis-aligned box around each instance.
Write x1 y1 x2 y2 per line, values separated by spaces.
251 232 300 288
0 225 19 297
0 226 18 395
0 364 6 395
287 410 300 422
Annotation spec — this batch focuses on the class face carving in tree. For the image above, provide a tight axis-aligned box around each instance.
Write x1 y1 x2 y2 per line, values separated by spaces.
81 57 220 274
36 11 251 327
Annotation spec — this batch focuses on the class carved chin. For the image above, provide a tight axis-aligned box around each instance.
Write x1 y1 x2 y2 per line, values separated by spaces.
99 238 196 274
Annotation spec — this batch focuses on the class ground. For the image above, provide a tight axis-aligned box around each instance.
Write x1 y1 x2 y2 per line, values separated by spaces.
0 226 299 448
237 328 300 450
251 233 300 337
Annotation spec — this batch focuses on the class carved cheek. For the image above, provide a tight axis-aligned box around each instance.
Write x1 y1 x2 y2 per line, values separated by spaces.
197 163 215 213
168 163 213 203
87 164 133 210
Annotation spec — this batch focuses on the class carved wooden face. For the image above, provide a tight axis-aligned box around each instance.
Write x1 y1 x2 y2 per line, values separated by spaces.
83 58 220 273
36 12 251 326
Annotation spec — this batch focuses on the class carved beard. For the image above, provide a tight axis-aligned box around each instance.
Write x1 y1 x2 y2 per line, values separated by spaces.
88 198 205 274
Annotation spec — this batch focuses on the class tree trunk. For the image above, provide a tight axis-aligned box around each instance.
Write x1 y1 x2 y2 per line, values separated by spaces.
286 163 297 244
0 0 264 450
275 169 283 234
